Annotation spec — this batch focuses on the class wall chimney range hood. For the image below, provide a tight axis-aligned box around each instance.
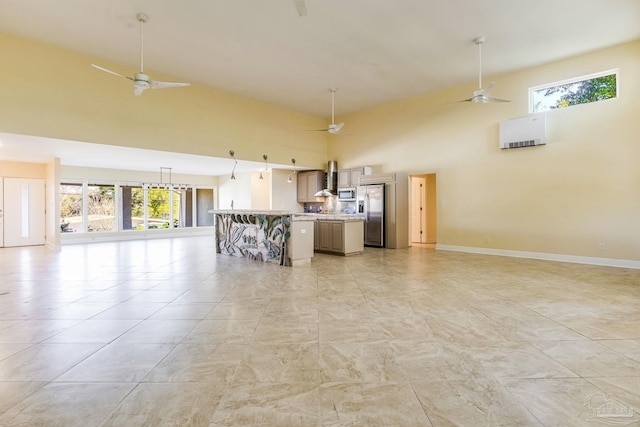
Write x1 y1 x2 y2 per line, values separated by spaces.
315 160 338 197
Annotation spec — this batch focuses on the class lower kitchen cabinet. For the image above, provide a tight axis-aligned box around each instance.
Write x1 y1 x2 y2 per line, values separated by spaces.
315 219 364 256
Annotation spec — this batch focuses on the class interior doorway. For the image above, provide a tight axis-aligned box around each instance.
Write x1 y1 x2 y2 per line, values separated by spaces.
409 173 436 245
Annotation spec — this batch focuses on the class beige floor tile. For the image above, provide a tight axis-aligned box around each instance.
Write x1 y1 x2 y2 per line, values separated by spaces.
207 298 270 320
43 319 140 344
319 341 404 383
597 338 640 362
502 377 606 426
233 342 319 383
534 339 640 377
90 302 167 320
413 377 542 426
183 319 259 345
392 340 482 381
252 321 318 344
263 296 319 323
37 302 118 320
0 319 81 344
319 318 386 343
144 343 244 383
114 318 199 344
56 342 174 382
0 382 135 427
0 381 47 414
103 382 224 427
210 382 320 426
150 302 216 319
0 343 102 381
586 376 640 415
320 381 432 426
1 235 639 425
468 341 579 379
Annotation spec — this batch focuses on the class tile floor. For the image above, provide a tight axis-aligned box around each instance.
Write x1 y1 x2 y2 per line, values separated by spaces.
0 235 639 426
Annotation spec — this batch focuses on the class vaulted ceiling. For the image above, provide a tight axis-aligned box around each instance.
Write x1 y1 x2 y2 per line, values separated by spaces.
1 1 639 174
2 0 639 118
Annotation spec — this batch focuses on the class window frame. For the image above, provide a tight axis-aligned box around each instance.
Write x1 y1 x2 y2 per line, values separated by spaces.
528 69 619 114
60 179 215 236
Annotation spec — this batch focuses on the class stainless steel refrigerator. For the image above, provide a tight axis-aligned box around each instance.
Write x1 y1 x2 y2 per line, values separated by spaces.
357 184 385 247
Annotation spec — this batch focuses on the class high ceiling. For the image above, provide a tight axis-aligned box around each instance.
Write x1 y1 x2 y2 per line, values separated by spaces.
0 0 639 173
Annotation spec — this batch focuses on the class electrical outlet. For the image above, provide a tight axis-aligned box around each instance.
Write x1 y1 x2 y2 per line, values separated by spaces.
599 243 605 251
484 237 490 244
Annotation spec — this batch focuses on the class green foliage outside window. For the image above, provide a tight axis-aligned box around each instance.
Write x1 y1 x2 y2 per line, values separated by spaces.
532 72 617 113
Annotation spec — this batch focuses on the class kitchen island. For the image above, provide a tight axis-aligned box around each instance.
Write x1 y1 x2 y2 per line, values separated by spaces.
213 211 364 266
213 210 316 266
296 213 365 256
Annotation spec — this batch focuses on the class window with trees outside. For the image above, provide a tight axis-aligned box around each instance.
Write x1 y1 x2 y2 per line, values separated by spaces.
61 182 214 234
60 183 83 233
529 70 618 113
87 184 115 232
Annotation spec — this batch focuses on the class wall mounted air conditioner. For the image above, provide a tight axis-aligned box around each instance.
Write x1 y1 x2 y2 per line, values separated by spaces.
499 114 547 149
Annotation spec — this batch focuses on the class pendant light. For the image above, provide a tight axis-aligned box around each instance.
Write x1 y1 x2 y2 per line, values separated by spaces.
287 158 296 183
259 154 268 179
229 150 237 180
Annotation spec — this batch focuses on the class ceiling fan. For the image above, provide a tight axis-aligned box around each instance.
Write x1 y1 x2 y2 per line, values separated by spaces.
91 13 190 96
453 37 510 104
292 0 308 16
307 88 347 134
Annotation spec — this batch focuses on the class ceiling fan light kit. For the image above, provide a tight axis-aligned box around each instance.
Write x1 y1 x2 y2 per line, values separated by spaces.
91 12 190 96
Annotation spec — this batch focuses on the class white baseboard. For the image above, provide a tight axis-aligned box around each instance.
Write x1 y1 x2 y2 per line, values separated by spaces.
435 244 640 270
45 241 62 252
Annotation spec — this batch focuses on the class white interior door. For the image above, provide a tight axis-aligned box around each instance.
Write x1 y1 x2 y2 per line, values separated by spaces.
0 177 3 247
3 178 45 247
411 177 427 243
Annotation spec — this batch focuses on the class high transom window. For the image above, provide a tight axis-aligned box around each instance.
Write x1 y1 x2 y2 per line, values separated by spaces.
529 69 618 113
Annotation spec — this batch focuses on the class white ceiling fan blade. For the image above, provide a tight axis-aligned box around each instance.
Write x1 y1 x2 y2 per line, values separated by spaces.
447 98 474 104
91 64 133 81
292 0 308 16
150 80 191 89
484 96 511 103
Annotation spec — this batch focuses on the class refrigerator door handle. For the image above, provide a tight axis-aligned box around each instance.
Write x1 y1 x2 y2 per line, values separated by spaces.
364 192 369 221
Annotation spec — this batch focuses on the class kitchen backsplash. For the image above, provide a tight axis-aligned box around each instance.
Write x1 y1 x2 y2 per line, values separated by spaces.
304 197 357 214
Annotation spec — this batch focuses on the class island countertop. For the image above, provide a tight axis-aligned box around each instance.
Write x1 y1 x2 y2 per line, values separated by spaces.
210 210 363 222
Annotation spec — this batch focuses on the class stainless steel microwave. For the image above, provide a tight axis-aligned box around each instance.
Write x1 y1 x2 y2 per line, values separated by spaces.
337 187 356 201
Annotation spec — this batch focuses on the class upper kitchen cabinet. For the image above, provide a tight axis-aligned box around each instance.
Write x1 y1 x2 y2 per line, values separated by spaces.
338 167 372 188
297 170 324 203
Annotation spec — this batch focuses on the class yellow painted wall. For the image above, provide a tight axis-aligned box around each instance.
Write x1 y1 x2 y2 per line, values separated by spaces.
331 40 640 261
0 32 329 169
0 160 46 178
2 30 639 261
218 173 252 210
251 171 271 210
425 174 437 244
